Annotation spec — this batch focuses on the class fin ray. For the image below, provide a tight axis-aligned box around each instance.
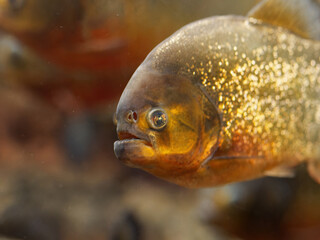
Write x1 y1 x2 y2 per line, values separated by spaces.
248 0 320 40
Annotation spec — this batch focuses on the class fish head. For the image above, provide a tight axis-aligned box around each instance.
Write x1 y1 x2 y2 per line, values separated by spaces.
114 64 220 177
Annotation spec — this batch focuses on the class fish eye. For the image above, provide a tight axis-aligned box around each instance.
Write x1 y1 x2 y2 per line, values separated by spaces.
8 0 25 11
147 108 168 130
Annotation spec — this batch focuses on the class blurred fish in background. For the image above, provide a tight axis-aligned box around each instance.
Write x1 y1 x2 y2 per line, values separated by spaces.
0 34 60 87
0 0 258 70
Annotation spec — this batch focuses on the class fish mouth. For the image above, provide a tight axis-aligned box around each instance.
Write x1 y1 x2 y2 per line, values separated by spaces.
114 130 155 166
117 131 152 147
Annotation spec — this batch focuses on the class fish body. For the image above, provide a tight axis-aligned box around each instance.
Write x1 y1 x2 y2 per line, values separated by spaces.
114 0 320 188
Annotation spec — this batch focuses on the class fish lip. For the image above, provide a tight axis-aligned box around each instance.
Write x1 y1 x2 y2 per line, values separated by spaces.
114 129 155 166
116 130 152 147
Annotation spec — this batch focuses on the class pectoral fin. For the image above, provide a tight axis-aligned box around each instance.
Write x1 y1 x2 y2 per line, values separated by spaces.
264 166 295 178
248 0 320 40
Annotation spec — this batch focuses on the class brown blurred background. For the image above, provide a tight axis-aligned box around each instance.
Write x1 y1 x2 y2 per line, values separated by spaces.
0 0 320 239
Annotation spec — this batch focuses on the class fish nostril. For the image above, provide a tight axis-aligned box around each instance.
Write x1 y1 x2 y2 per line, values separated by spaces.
132 111 138 121
126 110 138 123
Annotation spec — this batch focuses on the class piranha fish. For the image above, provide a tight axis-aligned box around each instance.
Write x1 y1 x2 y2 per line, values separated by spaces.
114 0 320 188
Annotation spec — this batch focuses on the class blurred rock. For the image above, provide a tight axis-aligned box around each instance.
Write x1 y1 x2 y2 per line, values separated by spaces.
0 168 230 240
62 113 97 166
110 211 142 240
0 86 64 168
0 204 62 240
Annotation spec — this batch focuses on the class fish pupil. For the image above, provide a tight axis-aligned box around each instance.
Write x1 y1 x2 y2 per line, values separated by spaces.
151 111 167 128
147 108 168 130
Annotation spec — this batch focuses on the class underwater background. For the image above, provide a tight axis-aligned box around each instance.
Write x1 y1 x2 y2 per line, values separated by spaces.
0 0 320 239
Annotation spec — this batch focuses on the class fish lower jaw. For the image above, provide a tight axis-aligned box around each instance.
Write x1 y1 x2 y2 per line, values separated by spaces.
114 139 156 165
